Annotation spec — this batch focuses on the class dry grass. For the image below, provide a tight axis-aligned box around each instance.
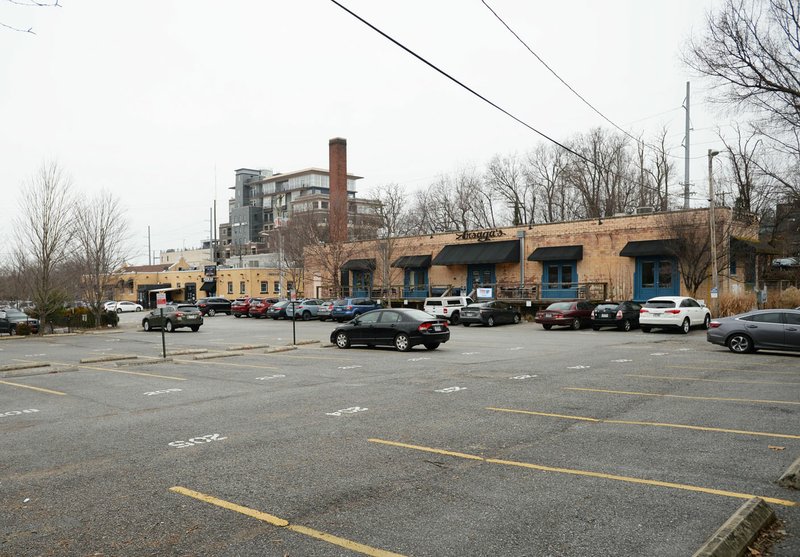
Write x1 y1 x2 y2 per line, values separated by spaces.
766 286 800 309
717 292 757 317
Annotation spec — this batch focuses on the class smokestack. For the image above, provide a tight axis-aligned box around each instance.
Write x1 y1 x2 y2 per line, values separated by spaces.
329 137 347 244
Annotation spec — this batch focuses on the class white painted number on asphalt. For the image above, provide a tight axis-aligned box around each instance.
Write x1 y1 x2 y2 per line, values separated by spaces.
407 357 430 362
611 359 633 363
650 352 669 356
567 365 591 370
507 347 524 351
435 387 466 393
461 352 480 355
144 388 182 396
512 375 537 380
256 374 286 380
678 348 692 351
169 433 227 448
326 406 368 417
0 409 39 417
24 354 46 357
337 365 363 370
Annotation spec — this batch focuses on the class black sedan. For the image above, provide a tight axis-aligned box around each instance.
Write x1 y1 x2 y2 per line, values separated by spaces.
707 309 800 354
330 308 450 351
591 301 642 331
267 300 290 320
460 301 521 327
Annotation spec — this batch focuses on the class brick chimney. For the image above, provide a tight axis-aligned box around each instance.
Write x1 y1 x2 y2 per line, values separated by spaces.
329 137 347 244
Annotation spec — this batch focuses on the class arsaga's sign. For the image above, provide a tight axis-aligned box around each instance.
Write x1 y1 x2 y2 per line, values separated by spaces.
455 229 506 242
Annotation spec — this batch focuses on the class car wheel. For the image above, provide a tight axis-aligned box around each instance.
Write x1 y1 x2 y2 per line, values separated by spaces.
703 314 711 330
513 314 521 324
641 326 651 333
449 312 460 325
208 309 216 317
571 318 581 330
727 333 753 354
165 320 174 333
116 308 122 313
424 342 440 350
620 319 632 332
136 307 142 312
542 324 552 330
9 325 16 336
680 318 690 334
487 316 495 327
143 320 151 332
234 314 241 318
190 326 200 332
463 322 471 327
592 325 600 331
335 331 350 349
302 311 311 321
394 333 411 352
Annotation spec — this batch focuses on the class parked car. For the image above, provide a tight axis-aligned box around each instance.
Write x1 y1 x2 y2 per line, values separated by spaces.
423 296 474 325
249 298 280 318
231 297 254 318
460 301 521 327
113 301 144 313
0 308 40 334
196 297 232 316
639 296 711 334
535 301 595 330
771 257 799 269
103 301 118 312
707 308 800 354
591 301 642 331
317 300 337 321
286 299 324 321
267 300 291 320
142 304 203 332
331 298 382 323
330 308 450 351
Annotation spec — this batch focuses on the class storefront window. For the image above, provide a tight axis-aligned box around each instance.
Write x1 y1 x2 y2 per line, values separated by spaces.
642 261 656 288
658 261 672 288
260 281 268 294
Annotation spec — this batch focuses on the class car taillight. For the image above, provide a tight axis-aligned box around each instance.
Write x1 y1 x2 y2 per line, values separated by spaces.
709 321 722 328
640 308 648 313
590 310 596 318
616 310 622 319
665 309 681 314
347 305 353 310
175 312 184 317
443 308 448 313
418 322 431 332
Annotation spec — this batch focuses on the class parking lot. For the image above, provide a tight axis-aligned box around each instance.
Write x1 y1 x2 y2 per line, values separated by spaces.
1 312 799 556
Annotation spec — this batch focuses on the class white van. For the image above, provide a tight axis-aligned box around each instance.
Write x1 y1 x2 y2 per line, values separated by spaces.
423 296 474 325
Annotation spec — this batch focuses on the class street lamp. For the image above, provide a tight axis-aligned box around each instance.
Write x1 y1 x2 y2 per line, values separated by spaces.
708 149 721 315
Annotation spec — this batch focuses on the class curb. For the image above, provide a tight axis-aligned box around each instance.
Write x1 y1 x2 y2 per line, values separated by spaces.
291 339 321 346
1 366 76 378
0 362 51 372
165 349 207 356
80 355 138 364
116 358 174 366
265 346 298 354
692 497 775 557
227 343 271 351
193 352 241 360
778 456 800 490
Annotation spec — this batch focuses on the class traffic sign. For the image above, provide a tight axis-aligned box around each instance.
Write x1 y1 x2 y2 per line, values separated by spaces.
156 292 167 307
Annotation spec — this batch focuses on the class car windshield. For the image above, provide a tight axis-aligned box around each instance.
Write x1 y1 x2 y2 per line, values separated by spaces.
3 309 26 317
645 300 676 308
595 304 618 311
545 302 573 311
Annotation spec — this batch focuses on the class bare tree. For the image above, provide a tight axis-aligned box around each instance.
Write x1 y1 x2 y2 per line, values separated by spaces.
367 183 410 305
524 143 576 223
13 161 76 333
1 0 61 34
663 211 731 297
486 153 530 225
74 191 131 326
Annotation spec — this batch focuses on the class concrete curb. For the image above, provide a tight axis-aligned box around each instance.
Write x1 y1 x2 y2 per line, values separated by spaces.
320 342 336 348
778 456 800 490
164 349 207 356
0 362 51 372
226 343 271 351
80 355 138 364
291 339 321 346
116 358 174 366
265 346 298 354
193 352 241 360
692 497 775 557
1 366 77 378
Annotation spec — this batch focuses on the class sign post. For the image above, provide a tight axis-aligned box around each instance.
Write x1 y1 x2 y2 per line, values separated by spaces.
156 292 167 359
290 289 297 346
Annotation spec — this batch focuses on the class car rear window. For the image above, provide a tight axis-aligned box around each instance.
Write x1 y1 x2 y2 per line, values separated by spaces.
645 300 676 308
595 304 618 311
545 302 572 311
426 300 443 306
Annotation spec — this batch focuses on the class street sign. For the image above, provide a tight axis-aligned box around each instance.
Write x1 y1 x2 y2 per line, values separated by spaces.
156 292 167 308
710 287 718 299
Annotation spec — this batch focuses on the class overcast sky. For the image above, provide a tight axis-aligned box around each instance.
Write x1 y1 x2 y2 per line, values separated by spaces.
1 0 730 264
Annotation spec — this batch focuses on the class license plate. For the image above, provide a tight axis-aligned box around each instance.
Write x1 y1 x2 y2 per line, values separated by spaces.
601 313 609 318
546 313 552 318
433 326 442 332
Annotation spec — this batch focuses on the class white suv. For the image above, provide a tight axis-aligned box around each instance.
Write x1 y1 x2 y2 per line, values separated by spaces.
639 296 711 334
423 296 474 325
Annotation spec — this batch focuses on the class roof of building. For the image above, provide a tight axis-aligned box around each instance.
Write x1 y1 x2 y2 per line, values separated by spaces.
123 264 172 273
251 167 363 184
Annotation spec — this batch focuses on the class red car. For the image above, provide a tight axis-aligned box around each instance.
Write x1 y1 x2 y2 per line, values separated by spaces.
231 297 254 318
535 300 596 330
248 298 280 318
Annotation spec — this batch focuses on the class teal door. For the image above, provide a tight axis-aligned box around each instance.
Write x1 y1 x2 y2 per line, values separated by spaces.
542 261 578 299
403 268 428 298
634 257 679 300
467 264 495 293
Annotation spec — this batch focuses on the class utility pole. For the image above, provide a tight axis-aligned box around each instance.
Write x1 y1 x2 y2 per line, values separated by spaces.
209 207 214 263
683 82 691 210
708 149 720 315
148 226 152 265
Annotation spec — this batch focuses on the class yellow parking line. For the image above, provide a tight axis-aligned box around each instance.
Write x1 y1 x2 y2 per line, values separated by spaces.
625 374 800 386
0 380 66 395
265 354 353 361
170 486 405 556
59 363 187 381
668 365 800 376
486 407 800 440
565 387 800 406
694 359 800 369
174 359 279 370
368 439 797 507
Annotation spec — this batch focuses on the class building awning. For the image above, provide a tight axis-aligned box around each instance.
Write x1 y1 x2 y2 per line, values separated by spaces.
619 239 676 257
200 282 216 293
731 237 779 255
341 258 376 271
391 255 432 268
148 287 183 293
528 245 583 261
432 240 520 266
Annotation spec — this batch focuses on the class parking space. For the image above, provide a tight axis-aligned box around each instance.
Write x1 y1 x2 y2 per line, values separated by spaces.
1 317 798 555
